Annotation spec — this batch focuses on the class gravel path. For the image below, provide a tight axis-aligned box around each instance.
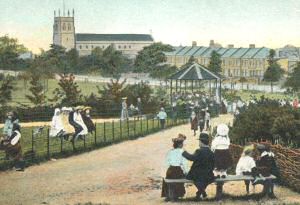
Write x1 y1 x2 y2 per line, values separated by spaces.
0 114 299 205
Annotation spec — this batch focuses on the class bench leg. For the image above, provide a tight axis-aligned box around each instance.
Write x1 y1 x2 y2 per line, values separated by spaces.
216 182 224 201
245 180 250 194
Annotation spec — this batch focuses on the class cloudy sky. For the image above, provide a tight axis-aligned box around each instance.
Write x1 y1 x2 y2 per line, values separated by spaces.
1 0 300 53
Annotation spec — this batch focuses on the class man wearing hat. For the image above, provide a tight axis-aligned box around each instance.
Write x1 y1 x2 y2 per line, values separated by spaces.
182 132 215 201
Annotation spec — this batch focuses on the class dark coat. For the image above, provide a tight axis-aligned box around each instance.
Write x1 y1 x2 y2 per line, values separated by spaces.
182 147 215 183
68 111 82 131
256 153 280 178
81 113 95 133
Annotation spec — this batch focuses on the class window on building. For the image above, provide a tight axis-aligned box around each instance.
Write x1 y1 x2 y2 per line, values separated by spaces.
66 37 68 41
129 45 131 49
68 23 71 30
102 46 105 49
124 45 127 49
62 23 66 30
91 45 94 49
86 45 88 49
118 45 121 49
79 45 82 49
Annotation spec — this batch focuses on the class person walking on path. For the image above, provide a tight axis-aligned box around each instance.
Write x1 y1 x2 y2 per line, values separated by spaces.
121 97 129 121
137 97 142 118
157 107 167 129
190 111 198 136
182 132 215 201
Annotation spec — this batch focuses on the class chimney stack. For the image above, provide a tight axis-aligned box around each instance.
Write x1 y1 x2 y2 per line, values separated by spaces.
249 44 255 48
228 44 234 48
192 41 197 47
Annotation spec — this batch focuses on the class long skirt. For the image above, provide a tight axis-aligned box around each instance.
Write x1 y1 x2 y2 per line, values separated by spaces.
161 166 185 198
190 118 198 131
214 149 232 170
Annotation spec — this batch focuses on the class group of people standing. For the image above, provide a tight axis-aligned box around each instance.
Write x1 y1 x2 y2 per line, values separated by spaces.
162 123 279 201
120 97 143 121
50 106 95 142
0 111 24 171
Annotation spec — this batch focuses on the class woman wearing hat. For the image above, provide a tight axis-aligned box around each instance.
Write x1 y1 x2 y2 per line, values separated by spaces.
190 111 198 136
81 106 95 134
161 134 188 201
211 124 232 178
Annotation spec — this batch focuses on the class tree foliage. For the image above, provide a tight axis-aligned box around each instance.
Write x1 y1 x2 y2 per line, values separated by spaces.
25 70 46 106
51 74 82 106
134 42 174 75
208 51 222 73
0 75 15 107
263 49 284 92
97 78 128 105
230 97 300 147
284 62 300 95
0 35 28 70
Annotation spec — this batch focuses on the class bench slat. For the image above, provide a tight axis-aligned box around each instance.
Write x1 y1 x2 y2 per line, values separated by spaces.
164 175 276 183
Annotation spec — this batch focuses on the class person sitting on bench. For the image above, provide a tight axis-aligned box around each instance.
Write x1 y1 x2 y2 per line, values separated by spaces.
182 132 215 201
255 143 280 198
161 134 188 201
235 144 259 194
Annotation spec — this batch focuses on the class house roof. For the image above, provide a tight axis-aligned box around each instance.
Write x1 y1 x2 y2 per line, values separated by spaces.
75 33 154 42
164 46 271 59
168 63 222 80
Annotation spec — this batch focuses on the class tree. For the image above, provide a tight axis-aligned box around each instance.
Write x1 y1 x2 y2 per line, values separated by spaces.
25 71 46 106
239 77 248 90
51 74 82 106
101 45 131 77
41 44 67 73
66 48 79 73
208 51 222 74
0 35 28 70
0 75 15 107
284 62 300 96
97 78 128 105
263 49 284 93
125 81 153 106
134 42 174 73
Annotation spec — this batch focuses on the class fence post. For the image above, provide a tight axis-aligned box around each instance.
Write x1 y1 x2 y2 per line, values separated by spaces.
140 117 143 136
31 129 34 161
94 123 97 145
127 118 130 138
146 117 149 133
120 120 122 139
134 117 136 137
84 135 86 149
112 121 115 141
47 128 50 159
61 137 63 153
104 122 106 143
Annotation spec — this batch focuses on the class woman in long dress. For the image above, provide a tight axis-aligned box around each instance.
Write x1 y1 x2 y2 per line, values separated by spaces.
49 108 64 137
190 111 198 136
161 134 188 201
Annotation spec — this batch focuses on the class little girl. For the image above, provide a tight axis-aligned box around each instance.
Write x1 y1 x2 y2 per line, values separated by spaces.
211 124 232 178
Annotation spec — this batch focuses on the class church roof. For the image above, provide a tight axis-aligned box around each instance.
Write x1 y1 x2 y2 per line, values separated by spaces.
76 33 154 42
168 63 222 80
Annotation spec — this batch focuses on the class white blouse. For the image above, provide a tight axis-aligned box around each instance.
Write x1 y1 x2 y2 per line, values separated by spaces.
211 135 230 151
235 155 256 175
165 148 189 174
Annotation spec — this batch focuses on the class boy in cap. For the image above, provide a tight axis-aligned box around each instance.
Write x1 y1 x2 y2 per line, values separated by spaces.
182 132 215 201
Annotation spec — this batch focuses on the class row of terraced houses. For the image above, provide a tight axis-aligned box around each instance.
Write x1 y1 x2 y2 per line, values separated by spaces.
165 41 290 79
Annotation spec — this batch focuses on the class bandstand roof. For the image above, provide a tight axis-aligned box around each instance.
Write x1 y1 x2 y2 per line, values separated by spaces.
168 63 222 81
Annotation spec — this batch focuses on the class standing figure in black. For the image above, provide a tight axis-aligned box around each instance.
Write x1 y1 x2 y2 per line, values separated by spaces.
182 132 215 201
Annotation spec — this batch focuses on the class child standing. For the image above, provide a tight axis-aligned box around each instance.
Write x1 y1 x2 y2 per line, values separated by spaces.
211 124 232 178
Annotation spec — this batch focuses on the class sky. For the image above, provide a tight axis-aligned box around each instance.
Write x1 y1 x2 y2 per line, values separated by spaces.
1 0 300 53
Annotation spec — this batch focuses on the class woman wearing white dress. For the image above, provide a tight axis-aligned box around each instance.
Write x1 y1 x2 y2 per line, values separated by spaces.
49 108 64 137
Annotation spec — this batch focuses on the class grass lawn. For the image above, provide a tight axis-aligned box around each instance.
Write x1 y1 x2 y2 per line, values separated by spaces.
6 79 105 106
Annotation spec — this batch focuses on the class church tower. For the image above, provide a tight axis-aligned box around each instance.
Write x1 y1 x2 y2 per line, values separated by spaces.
53 9 75 50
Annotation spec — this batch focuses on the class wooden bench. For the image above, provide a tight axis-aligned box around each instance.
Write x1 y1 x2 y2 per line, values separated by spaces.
164 175 277 200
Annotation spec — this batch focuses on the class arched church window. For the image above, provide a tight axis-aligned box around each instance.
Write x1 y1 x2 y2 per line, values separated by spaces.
54 24 58 31
63 23 66 30
68 23 71 30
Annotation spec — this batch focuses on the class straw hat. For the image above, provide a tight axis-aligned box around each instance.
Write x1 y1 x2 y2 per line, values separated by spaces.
75 106 85 111
83 106 92 111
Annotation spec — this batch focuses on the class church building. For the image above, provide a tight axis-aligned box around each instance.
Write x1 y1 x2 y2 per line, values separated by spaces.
53 9 154 58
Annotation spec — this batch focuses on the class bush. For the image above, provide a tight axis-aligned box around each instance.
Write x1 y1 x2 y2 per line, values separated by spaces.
230 97 300 147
